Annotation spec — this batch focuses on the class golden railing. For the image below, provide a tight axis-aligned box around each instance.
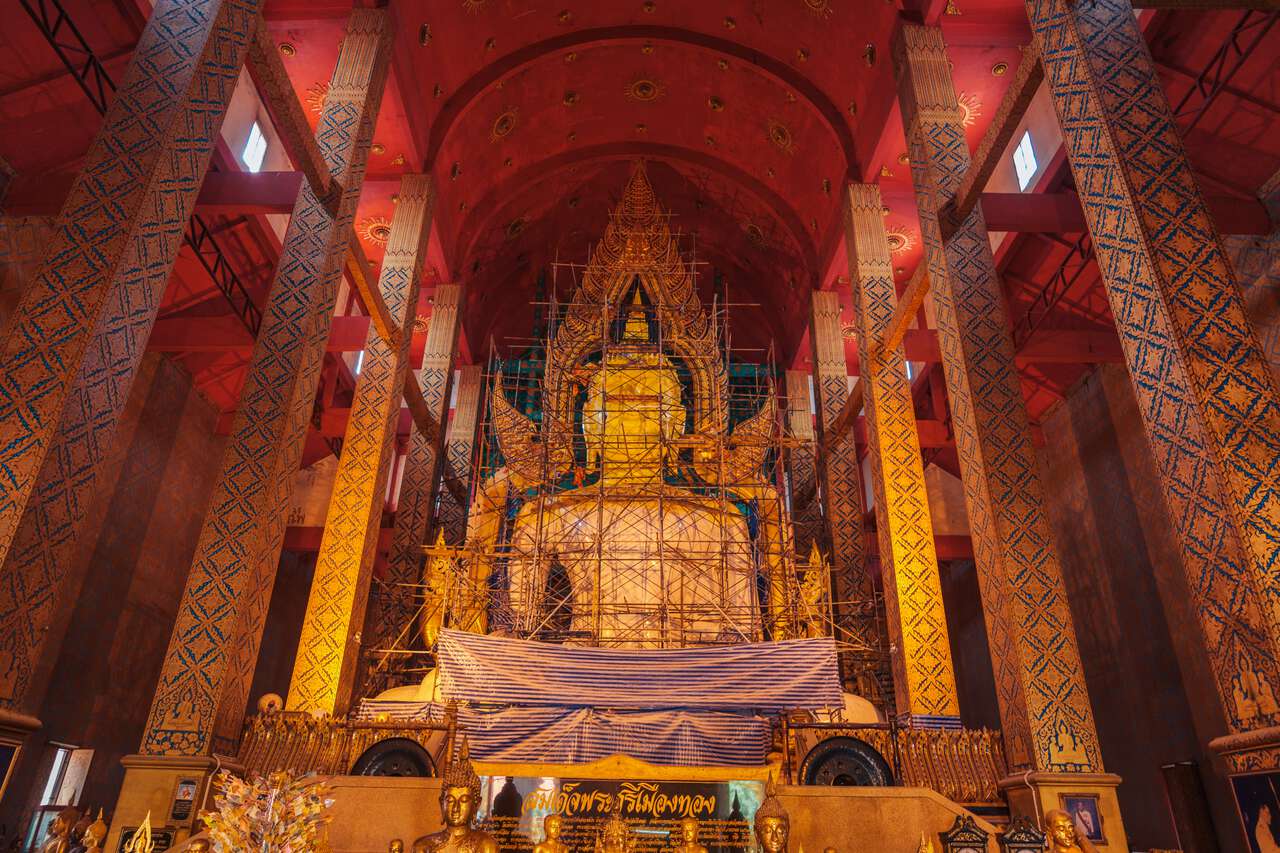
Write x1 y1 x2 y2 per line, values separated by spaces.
236 711 455 777
781 721 1008 805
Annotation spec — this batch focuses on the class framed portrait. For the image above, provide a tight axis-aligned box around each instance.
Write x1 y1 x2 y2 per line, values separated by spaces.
1058 794 1105 844
1231 771 1280 853
169 776 200 824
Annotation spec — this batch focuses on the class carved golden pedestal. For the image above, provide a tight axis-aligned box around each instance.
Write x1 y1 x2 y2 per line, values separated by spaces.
104 753 239 853
999 771 1128 851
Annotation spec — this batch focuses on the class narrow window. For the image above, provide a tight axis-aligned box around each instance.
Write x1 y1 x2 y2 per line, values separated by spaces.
242 121 268 173
354 350 365 375
1013 130 1037 191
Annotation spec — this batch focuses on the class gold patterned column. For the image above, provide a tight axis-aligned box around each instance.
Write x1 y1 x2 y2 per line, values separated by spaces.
1028 0 1280 777
286 176 434 716
810 291 887 700
0 1 259 739
138 9 391 757
372 284 463 656
895 24 1105 782
845 183 960 724
784 369 823 561
437 364 483 545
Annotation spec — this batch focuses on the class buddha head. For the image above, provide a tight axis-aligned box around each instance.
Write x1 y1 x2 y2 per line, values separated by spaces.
438 750 483 829
753 783 789 853
1044 810 1080 850
544 814 564 842
389 841 404 853
678 817 699 845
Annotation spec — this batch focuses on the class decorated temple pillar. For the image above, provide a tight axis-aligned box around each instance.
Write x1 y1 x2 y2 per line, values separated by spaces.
809 291 887 702
437 364 484 545
784 369 823 562
286 175 434 717
0 0 258 755
844 183 960 725
894 24 1122 839
369 284 463 663
1027 0 1280 783
106 12 391 850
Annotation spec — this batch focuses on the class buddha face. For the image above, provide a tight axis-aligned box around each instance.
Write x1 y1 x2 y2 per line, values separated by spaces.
545 815 563 840
441 785 477 828
389 842 404 853
1045 810 1078 848
756 816 789 853
679 818 698 844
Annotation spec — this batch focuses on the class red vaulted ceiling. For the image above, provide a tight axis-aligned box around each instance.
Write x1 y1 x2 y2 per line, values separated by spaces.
0 0 1277 427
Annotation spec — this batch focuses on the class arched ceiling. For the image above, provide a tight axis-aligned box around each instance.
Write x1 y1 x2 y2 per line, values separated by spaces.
378 0 901 359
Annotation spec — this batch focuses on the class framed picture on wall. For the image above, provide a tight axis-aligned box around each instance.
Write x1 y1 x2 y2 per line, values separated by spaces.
169 776 200 824
1058 794 1105 844
1231 771 1280 853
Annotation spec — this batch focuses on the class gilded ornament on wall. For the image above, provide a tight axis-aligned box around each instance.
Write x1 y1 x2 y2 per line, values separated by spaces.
360 216 392 246
304 81 329 115
957 91 982 127
767 120 795 154
490 108 519 142
625 77 666 102
802 0 835 17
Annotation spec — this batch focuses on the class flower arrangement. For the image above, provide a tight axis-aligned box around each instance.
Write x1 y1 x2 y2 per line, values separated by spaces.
201 770 334 852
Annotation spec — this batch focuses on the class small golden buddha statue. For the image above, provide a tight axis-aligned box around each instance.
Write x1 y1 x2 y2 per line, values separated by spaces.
412 746 498 853
594 805 634 853
80 809 108 852
390 841 405 853
534 814 568 853
671 817 707 853
39 807 79 853
1045 809 1097 853
754 782 790 853
187 841 211 853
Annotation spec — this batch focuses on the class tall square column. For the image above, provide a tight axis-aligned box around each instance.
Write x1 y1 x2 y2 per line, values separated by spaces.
287 176 434 716
0 0 259 734
894 26 1118 834
371 284 463 659
1028 0 1280 775
810 291 887 700
845 183 959 724
138 8 392 760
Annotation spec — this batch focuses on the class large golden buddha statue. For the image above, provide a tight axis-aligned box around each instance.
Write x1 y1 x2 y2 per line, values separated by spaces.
411 744 498 853
456 164 799 648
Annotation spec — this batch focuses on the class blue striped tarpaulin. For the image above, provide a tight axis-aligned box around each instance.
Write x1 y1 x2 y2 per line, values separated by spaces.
436 629 843 713
351 701 772 766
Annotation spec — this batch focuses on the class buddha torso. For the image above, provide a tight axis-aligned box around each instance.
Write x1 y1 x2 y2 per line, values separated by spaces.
506 344 760 646
412 828 498 853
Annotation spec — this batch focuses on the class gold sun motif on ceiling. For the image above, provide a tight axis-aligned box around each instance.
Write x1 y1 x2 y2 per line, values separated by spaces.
304 81 328 114
625 77 666 102
802 0 835 17
957 91 982 127
360 216 392 246
462 0 487 13
490 107 518 142
885 229 914 254
767 119 795 155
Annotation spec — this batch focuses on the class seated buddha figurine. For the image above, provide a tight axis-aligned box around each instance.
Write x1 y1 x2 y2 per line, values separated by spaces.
1044 810 1098 853
671 817 707 853
753 782 790 853
411 748 498 853
595 806 634 853
39 807 78 853
533 814 568 853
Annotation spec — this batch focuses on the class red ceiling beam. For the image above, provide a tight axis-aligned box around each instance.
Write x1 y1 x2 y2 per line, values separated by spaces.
980 191 1271 235
3 170 303 217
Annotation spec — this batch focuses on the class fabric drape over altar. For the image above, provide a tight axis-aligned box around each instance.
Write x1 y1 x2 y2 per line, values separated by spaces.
435 629 843 712
355 631 843 766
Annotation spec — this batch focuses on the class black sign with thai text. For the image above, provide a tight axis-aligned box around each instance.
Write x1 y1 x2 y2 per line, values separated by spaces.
478 776 764 853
